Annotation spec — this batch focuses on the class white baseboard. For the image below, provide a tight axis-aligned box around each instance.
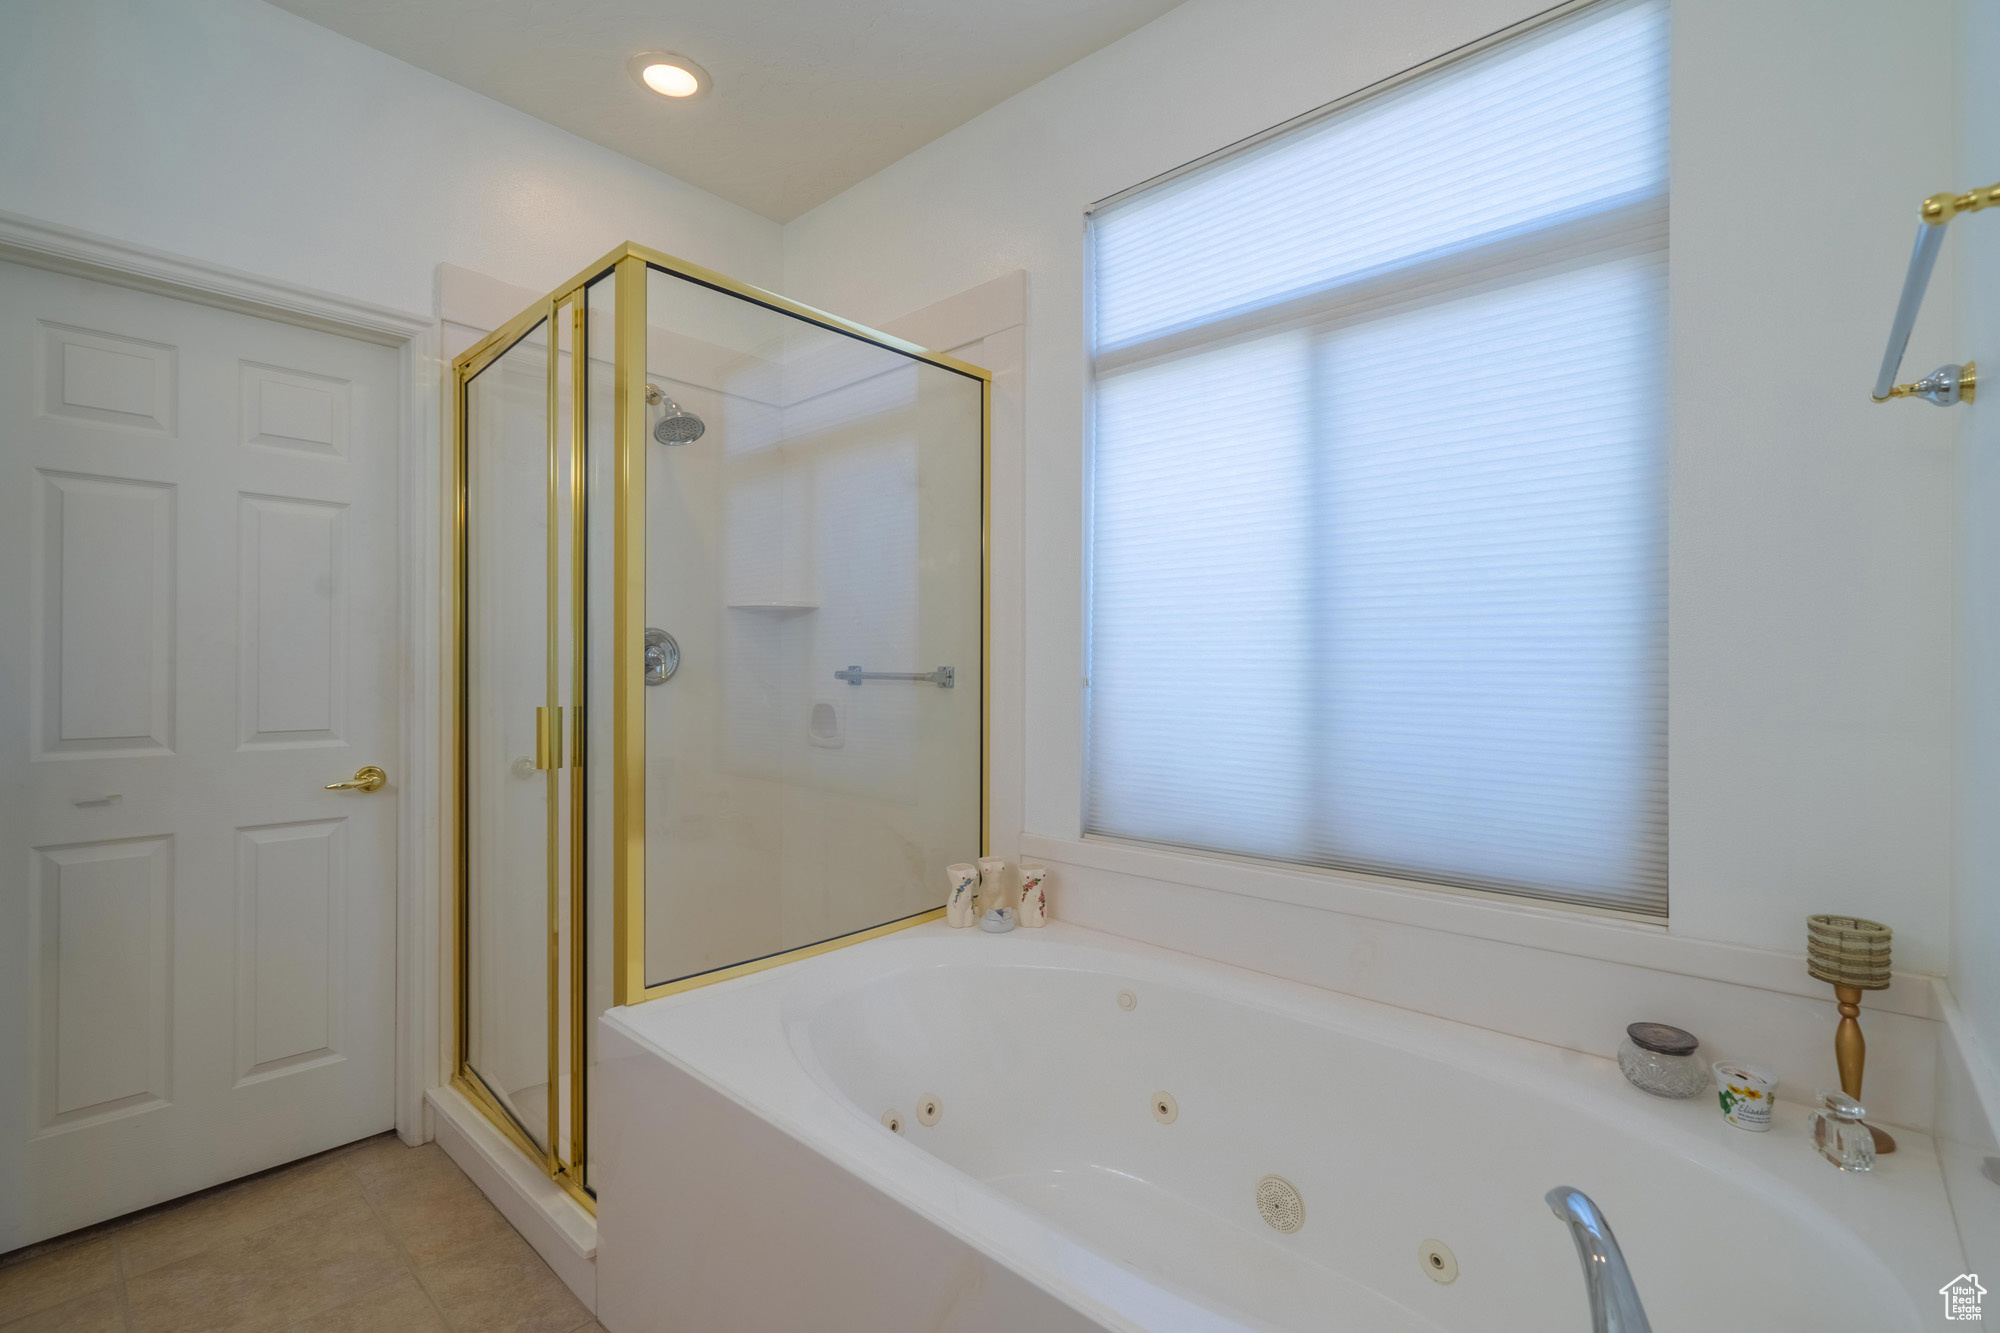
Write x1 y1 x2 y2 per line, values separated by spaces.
427 1084 596 1311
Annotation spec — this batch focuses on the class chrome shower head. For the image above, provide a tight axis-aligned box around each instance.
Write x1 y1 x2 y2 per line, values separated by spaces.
645 383 705 445
654 405 705 445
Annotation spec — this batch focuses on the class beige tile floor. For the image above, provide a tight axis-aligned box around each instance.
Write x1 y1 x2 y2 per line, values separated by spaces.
0 1134 603 1333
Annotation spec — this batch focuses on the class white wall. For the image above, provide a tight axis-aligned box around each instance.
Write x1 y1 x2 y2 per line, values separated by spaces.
0 0 783 1154
0 0 782 314
5 0 1956 996
782 0 1961 975
3 0 1976 1135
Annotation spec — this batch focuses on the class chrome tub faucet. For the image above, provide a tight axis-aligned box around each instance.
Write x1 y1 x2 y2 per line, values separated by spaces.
1546 1186 1652 1333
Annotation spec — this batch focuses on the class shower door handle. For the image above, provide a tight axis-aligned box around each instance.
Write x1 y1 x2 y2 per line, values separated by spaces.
534 707 563 770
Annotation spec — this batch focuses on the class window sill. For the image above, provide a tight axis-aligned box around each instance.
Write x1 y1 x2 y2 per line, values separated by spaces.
1019 831 1936 1018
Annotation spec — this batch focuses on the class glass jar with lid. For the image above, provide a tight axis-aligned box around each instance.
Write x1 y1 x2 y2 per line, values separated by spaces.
1808 1090 1875 1171
1617 1022 1708 1098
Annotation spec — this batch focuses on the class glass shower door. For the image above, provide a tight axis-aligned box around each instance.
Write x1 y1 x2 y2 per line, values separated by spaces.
638 264 985 991
462 317 554 1155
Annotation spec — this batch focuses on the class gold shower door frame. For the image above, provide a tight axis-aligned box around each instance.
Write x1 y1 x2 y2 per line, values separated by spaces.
449 244 991 1208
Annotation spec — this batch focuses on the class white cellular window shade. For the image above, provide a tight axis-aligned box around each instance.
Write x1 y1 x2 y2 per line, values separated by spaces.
1085 0 1668 916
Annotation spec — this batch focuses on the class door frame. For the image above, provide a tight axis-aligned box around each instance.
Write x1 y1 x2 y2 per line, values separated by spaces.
0 208 445 1148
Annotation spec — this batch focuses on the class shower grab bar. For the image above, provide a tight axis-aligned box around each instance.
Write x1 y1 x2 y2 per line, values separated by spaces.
1871 181 1999 407
835 665 955 688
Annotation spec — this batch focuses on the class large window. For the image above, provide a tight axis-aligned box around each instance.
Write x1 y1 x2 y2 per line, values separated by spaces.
1084 0 1668 916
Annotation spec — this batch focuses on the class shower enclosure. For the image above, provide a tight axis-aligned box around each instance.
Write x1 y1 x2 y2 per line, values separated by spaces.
452 244 988 1204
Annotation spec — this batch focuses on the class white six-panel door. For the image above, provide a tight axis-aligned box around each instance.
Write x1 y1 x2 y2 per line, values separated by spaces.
0 259 400 1248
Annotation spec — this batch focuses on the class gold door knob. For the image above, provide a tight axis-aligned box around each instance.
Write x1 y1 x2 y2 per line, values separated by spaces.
326 765 388 792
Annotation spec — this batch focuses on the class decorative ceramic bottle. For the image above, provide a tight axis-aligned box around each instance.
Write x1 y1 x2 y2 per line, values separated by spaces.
976 857 1007 917
1017 861 1049 928
945 863 979 928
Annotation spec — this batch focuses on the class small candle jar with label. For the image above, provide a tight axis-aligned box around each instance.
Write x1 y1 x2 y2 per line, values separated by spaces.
1714 1061 1777 1131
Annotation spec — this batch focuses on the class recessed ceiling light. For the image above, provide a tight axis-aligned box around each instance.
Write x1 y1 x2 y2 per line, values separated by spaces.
629 52 709 100
643 63 698 97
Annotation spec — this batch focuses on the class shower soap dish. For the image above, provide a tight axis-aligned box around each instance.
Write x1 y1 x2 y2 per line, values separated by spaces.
1617 1023 1708 1098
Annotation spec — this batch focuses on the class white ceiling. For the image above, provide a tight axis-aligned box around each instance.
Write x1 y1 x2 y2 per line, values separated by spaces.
267 0 1186 222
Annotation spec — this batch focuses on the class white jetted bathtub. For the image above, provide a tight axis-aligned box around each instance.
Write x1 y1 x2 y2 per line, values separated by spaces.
595 922 1960 1332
